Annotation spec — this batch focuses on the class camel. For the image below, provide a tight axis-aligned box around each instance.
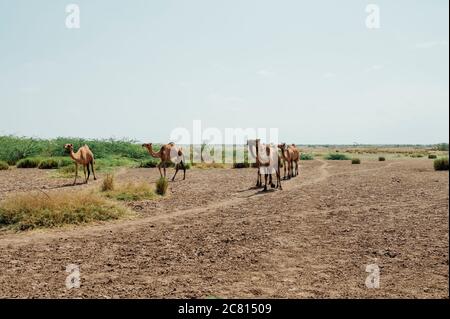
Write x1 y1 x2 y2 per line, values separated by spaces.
248 139 282 191
289 144 300 177
64 144 97 185
142 142 186 181
278 143 300 179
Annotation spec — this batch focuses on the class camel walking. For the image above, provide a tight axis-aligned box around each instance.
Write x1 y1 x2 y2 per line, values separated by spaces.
278 143 300 179
289 144 300 177
64 144 97 185
248 139 282 191
142 142 186 181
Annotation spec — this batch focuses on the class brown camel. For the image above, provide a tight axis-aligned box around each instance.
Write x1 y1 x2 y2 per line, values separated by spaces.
142 142 186 181
278 143 300 179
64 144 97 185
289 144 300 177
248 139 282 191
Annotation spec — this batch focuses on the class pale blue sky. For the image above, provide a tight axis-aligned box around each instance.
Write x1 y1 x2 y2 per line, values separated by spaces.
0 0 448 144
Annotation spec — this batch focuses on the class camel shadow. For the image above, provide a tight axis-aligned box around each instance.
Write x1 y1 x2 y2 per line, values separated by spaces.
47 182 88 190
247 188 278 197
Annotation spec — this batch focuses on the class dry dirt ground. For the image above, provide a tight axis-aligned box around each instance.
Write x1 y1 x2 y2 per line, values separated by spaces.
0 159 448 298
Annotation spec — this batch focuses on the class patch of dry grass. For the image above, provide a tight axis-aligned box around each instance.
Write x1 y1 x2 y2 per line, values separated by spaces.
103 182 156 201
0 191 126 231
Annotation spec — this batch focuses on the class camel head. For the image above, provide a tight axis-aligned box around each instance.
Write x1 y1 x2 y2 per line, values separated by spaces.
277 143 287 151
64 144 74 152
141 143 152 149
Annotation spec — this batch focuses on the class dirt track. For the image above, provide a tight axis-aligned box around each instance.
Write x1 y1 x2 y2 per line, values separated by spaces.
0 159 448 298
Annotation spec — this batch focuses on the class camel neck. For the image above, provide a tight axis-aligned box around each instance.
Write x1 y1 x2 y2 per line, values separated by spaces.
148 146 160 158
69 150 78 161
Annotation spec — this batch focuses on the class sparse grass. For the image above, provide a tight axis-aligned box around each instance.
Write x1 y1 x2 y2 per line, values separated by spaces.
0 161 9 170
103 182 155 201
428 154 437 159
156 177 169 196
38 158 59 169
0 191 126 231
434 157 449 171
379 157 386 162
351 158 361 164
192 162 227 169
300 153 314 160
325 153 350 160
101 174 115 192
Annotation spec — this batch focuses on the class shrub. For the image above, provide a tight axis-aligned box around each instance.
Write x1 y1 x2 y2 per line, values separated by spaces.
101 174 115 192
156 177 169 196
435 143 449 151
0 161 9 170
139 159 160 168
325 153 350 160
58 158 73 167
351 158 361 164
38 159 59 169
0 191 126 231
233 162 250 169
428 154 437 159
434 157 449 171
300 153 314 160
16 158 40 168
378 157 386 162
410 154 424 158
103 182 154 201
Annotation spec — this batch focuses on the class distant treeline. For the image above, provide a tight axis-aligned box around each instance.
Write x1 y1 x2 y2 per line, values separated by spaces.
0 136 149 165
0 135 448 165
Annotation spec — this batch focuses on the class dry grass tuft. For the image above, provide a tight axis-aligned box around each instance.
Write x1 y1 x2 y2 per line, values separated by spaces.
101 174 115 192
155 177 169 196
0 191 126 231
104 182 155 201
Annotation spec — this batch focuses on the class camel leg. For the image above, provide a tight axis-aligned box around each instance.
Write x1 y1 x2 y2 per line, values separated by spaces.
73 163 78 185
157 162 163 178
86 164 91 182
163 162 167 179
270 173 275 188
91 161 97 180
83 165 87 183
263 174 268 191
283 160 287 179
277 169 282 190
171 163 179 181
181 161 186 180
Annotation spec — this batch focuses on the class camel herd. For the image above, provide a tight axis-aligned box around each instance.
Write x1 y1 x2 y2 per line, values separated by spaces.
64 140 301 191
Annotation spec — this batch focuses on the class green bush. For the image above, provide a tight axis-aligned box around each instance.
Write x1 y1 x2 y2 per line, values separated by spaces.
434 157 449 171
58 158 73 167
428 154 437 159
300 153 314 160
0 161 9 170
351 158 361 164
325 153 350 160
435 143 449 151
410 154 424 158
140 159 159 168
378 157 386 162
155 177 169 196
233 162 250 169
16 158 41 168
38 159 59 169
